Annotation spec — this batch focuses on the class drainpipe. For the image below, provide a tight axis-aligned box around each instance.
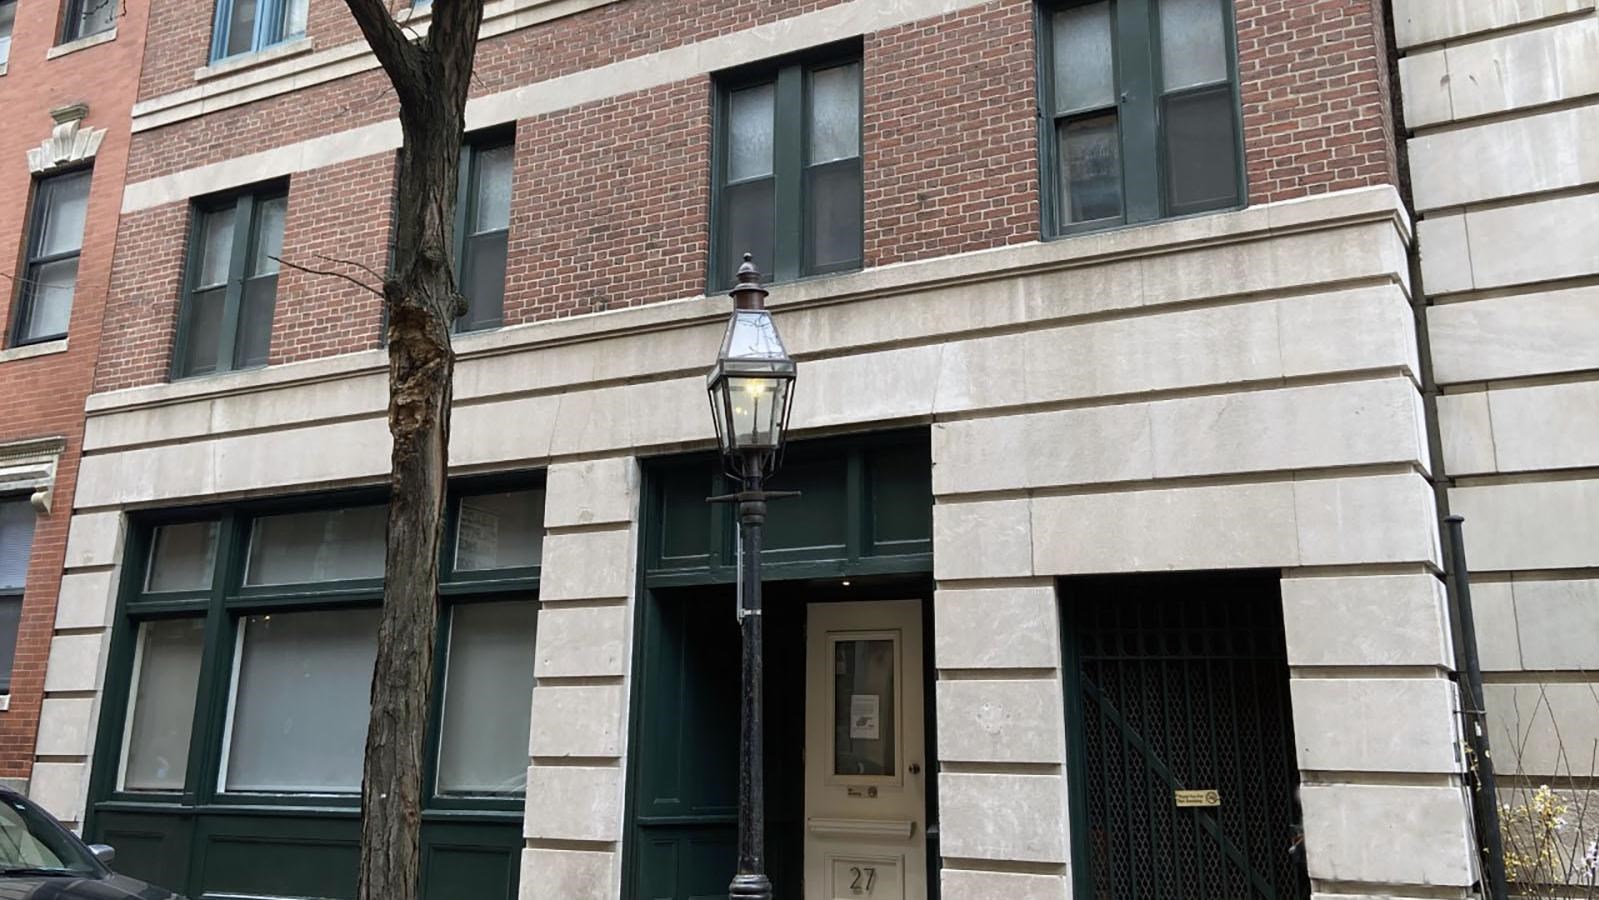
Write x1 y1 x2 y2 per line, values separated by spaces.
1378 2 1508 896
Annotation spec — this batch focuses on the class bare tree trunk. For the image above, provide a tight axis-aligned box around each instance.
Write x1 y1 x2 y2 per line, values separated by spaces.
338 2 483 899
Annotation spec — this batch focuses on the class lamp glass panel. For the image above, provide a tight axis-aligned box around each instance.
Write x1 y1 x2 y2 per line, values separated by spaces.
724 375 789 450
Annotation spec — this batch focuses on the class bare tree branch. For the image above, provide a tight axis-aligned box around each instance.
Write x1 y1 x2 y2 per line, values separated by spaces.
270 255 385 298
314 252 388 286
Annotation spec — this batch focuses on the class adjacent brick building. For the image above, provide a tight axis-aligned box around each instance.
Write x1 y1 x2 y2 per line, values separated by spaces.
0 0 149 797
19 0 1599 897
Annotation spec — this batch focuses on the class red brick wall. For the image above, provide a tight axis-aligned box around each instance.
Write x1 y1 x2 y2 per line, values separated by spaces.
1236 0 1398 202
95 204 190 391
0 0 151 777
863 0 1039 267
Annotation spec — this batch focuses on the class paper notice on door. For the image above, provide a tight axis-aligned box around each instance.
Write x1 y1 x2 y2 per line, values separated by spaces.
849 694 880 740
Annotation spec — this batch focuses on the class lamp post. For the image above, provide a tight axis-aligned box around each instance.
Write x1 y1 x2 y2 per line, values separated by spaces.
706 254 796 900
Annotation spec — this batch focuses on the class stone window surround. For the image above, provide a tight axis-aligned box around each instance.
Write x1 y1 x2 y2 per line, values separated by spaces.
28 103 106 175
0 436 66 516
45 25 117 59
0 337 68 364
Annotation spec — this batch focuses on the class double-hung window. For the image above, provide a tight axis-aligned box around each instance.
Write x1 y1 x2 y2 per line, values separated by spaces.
60 0 115 44
175 186 286 378
12 170 91 346
714 51 862 288
455 137 512 332
1041 0 1242 235
209 0 306 62
0 500 35 694
0 0 17 68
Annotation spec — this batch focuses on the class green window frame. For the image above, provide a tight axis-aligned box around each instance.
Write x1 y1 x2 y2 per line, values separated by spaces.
1038 0 1244 237
87 479 546 821
711 46 863 290
0 498 35 694
59 0 114 43
10 168 91 347
453 134 513 333
173 184 288 379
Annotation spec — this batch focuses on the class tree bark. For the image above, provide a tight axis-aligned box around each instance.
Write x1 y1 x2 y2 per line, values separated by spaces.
338 1 484 899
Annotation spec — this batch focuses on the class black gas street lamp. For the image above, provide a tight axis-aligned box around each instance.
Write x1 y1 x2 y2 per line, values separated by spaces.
706 253 796 900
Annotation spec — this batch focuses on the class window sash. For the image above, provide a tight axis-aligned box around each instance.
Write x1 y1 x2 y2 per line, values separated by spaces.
454 139 512 332
13 171 91 346
176 189 285 378
61 0 115 43
713 53 862 289
209 0 302 61
1039 0 1242 237
0 0 17 66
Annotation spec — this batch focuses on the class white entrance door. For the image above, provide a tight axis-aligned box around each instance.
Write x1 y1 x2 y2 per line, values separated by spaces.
804 599 926 900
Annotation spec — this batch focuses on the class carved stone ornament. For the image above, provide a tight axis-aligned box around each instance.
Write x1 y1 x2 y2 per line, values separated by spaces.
27 104 106 175
0 437 67 515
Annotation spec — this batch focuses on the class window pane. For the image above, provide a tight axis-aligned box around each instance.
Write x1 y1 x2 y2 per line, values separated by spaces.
728 83 775 182
76 0 115 39
223 608 379 793
282 0 306 38
146 521 219 593
720 178 774 287
0 0 15 67
1053 2 1115 113
1163 88 1239 214
180 287 226 376
234 274 277 369
460 231 507 331
121 618 205 791
1058 113 1122 224
1159 0 1229 91
0 502 33 592
248 195 286 277
436 601 537 795
808 63 860 165
21 258 78 341
245 505 385 585
0 596 19 692
224 0 258 56
805 160 862 272
833 638 895 777
455 490 545 571
472 145 513 235
38 172 91 258
197 206 235 288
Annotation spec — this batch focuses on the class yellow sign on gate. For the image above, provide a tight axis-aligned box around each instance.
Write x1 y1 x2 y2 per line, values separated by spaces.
1174 789 1221 808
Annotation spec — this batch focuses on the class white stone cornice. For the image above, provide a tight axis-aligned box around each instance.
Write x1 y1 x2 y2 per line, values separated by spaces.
27 105 107 175
0 436 67 514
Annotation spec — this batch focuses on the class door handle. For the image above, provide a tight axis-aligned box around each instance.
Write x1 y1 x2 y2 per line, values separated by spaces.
909 763 921 775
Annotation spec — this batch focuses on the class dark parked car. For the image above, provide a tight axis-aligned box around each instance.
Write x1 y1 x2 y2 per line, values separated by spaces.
0 788 184 899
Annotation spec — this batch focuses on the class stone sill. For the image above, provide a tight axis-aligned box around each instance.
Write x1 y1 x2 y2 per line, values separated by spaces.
46 27 118 59
0 338 69 364
0 62 8 76
195 37 315 82
84 185 1408 419
0 694 10 712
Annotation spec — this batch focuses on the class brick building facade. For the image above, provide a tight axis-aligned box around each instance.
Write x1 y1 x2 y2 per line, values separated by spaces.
0 0 148 796
12 0 1598 897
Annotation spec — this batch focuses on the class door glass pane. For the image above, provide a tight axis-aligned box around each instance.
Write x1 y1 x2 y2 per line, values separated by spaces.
805 160 862 272
223 607 380 793
224 0 259 56
436 600 537 795
121 618 205 791
0 502 32 592
1164 88 1238 213
1053 2 1115 113
244 505 386 585
833 637 896 777
454 489 545 571
21 259 78 341
234 274 277 368
1159 0 1229 90
472 145 513 235
38 172 91 257
460 231 507 331
720 178 773 287
197 207 236 288
1058 113 1123 223
808 63 860 165
146 521 219 593
728 83 775 182
248 195 286 277
180 287 226 376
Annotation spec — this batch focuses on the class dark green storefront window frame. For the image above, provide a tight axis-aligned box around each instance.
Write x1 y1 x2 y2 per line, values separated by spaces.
1035 0 1247 239
84 476 545 897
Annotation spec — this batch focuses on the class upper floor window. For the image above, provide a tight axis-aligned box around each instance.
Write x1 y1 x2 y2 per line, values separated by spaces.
174 185 286 378
210 0 306 62
713 51 862 289
0 0 17 67
0 500 35 694
11 169 91 347
1040 0 1242 235
455 136 512 332
60 0 114 43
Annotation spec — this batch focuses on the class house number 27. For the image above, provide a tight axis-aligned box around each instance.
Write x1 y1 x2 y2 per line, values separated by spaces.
849 866 877 894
